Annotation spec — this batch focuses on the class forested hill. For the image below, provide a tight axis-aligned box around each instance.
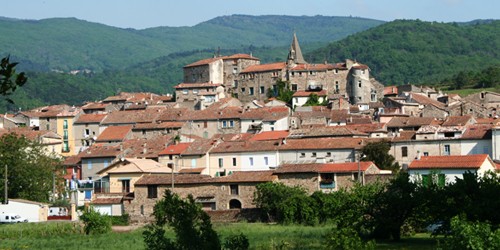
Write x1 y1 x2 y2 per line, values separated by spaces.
308 19 500 85
0 15 383 72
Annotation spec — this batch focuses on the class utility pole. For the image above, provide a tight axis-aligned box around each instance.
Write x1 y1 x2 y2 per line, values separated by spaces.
4 164 7 204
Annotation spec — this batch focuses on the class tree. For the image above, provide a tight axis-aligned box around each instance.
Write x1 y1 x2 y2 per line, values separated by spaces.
80 207 112 235
303 93 328 106
267 80 294 104
143 190 221 250
0 133 63 203
361 140 400 172
0 56 27 103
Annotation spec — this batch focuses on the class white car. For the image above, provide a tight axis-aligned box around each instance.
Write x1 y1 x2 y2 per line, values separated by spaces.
0 213 28 223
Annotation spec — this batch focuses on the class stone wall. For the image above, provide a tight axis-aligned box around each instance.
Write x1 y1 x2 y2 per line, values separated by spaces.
276 173 319 194
237 70 286 102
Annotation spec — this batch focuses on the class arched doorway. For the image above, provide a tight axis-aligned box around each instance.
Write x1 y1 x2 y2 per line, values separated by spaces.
229 199 242 209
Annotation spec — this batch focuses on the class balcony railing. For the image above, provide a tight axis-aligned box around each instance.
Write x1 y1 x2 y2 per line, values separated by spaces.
320 182 335 189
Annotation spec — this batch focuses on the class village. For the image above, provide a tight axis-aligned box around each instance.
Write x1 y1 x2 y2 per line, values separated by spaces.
1 34 499 224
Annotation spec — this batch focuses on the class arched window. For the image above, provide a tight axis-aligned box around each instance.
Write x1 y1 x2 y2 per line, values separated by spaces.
229 199 242 209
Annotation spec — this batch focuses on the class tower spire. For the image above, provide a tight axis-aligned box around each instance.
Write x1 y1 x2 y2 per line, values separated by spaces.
287 32 307 65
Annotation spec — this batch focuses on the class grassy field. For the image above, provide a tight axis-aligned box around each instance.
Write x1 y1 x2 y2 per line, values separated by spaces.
0 222 439 250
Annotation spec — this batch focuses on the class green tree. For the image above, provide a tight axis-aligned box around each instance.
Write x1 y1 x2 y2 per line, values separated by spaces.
79 207 112 235
444 215 500 250
303 93 328 106
0 56 27 103
0 133 62 203
361 140 400 172
267 80 294 104
143 190 220 250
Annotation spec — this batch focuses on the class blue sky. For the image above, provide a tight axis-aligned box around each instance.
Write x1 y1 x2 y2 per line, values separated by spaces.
2 0 499 29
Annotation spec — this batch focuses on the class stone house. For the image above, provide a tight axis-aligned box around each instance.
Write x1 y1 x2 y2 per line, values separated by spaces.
408 154 496 185
126 171 277 224
0 114 26 128
174 82 224 109
131 121 184 139
236 62 288 102
73 113 107 153
274 161 381 194
79 144 123 181
292 89 328 107
463 91 500 110
239 106 290 133
447 100 492 118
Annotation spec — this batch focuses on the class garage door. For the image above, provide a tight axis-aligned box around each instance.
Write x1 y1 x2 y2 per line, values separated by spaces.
93 205 112 215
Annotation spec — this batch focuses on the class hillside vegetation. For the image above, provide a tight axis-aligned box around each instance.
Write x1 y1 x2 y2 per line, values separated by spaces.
0 15 383 72
308 19 500 85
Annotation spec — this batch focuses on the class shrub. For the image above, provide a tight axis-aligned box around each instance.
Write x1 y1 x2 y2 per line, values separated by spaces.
108 214 129 226
444 215 500 250
79 207 112 235
324 223 375 250
223 233 250 250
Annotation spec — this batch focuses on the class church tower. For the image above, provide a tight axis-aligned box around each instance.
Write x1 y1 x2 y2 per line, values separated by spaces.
287 33 307 66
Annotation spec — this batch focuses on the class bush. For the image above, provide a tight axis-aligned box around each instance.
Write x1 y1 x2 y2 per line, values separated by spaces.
79 207 112 235
324 223 375 250
444 215 500 250
108 214 129 226
223 233 250 250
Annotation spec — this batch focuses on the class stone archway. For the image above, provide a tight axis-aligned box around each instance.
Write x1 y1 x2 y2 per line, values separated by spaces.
229 199 242 209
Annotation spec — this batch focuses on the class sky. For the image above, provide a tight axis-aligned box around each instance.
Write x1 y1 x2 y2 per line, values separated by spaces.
2 0 499 29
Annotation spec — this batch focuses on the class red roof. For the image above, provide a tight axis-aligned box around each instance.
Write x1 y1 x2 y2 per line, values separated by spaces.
291 64 334 71
74 114 107 124
159 143 191 155
384 86 398 96
275 161 377 173
241 62 286 73
96 125 132 142
409 154 490 170
250 130 289 141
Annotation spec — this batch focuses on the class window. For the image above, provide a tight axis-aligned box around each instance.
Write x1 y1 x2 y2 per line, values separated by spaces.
264 157 269 165
312 152 317 158
249 87 254 95
63 130 68 140
241 88 246 94
203 121 207 128
444 132 455 138
423 152 429 156
358 81 362 88
182 89 188 94
444 145 451 156
193 89 198 94
218 158 223 168
292 84 298 91
121 180 130 193
249 157 254 166
63 119 68 129
233 67 237 74
401 146 408 157
103 160 109 168
260 86 265 94
300 153 306 158
63 141 69 152
46 124 50 130
371 91 377 102
335 69 339 74
233 80 238 88
335 81 339 92
232 157 237 167
87 161 93 170
230 184 239 195
326 152 332 157
147 185 158 198
84 129 90 137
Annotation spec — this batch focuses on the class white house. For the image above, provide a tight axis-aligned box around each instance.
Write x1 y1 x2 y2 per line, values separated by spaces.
408 154 496 186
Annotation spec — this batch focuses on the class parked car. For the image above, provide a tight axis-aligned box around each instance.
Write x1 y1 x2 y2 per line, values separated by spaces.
0 213 28 223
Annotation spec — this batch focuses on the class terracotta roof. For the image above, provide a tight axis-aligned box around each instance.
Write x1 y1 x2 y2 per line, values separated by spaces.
79 144 122 159
184 57 221 68
241 62 286 73
133 121 184 130
174 82 222 89
182 138 218 155
211 140 280 153
250 131 289 141
82 102 108 110
101 108 164 125
476 118 500 125
121 135 173 159
0 127 61 141
291 64 334 71
96 125 132 142
409 154 490 169
292 90 328 97
442 115 474 126
29 104 79 118
159 143 191 155
135 170 275 186
387 117 438 128
157 108 190 122
74 114 107 124
181 106 243 121
240 106 290 121
92 198 122 204
410 93 445 109
63 155 81 166
461 124 492 140
352 63 369 69
279 137 372 151
390 131 417 142
288 126 366 138
275 161 376 173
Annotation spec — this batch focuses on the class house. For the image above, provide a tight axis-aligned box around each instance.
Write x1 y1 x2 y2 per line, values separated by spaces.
408 154 496 185
95 125 133 144
73 113 107 153
126 170 276 224
292 89 328 107
463 91 500 110
240 106 290 133
0 127 63 155
274 161 382 194
0 114 26 128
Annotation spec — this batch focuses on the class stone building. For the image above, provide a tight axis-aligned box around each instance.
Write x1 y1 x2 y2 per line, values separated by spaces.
126 171 277 224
